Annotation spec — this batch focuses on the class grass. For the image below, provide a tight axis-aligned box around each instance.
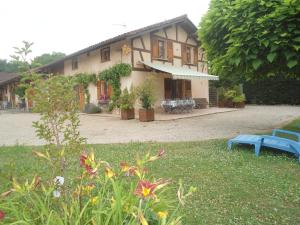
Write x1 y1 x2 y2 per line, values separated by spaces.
1 119 300 224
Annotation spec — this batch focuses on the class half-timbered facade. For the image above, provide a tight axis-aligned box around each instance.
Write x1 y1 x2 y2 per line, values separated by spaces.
37 15 218 111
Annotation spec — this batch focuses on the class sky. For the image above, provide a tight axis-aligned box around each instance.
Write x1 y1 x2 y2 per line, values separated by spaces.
0 0 211 60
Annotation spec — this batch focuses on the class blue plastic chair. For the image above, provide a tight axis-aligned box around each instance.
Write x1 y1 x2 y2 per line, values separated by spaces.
228 129 300 162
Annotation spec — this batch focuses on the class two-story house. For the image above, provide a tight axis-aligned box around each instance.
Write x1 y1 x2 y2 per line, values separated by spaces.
37 14 218 111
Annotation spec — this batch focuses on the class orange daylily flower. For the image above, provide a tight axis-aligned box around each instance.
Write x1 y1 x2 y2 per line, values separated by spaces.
134 180 157 198
120 161 129 172
80 151 97 176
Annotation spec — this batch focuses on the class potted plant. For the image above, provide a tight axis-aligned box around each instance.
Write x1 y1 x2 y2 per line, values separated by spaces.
233 94 246 108
224 89 236 108
217 87 226 107
137 79 155 122
119 87 136 120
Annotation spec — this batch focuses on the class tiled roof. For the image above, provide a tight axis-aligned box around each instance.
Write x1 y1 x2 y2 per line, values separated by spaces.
0 72 20 86
36 14 197 71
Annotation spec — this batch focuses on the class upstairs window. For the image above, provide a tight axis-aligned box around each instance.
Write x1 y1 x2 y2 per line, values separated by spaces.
152 37 173 62
158 40 166 59
72 57 78 70
101 47 110 62
186 46 192 64
182 44 198 65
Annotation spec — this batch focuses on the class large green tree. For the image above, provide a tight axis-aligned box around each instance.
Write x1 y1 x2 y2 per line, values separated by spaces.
1 42 65 73
31 52 65 68
198 0 300 82
0 59 18 72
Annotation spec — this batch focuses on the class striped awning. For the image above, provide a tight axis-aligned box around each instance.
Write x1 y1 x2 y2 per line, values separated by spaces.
140 61 219 80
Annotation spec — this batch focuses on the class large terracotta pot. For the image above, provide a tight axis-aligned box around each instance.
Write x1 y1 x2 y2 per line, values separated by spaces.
121 108 135 120
139 108 154 122
225 100 234 108
218 101 226 108
234 102 245 108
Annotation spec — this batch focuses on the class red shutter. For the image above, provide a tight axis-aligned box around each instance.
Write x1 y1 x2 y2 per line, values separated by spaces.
181 44 187 65
97 80 101 100
151 37 159 59
194 47 198 65
167 40 173 62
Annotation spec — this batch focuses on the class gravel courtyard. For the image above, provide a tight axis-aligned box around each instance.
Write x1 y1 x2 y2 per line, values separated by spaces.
0 105 300 146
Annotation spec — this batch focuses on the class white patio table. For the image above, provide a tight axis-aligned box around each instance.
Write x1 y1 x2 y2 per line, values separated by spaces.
161 99 195 114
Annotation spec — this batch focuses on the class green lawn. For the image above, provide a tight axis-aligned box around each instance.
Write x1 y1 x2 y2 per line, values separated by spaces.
1 121 300 224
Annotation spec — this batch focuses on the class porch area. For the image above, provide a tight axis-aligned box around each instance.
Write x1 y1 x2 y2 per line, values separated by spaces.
139 61 219 112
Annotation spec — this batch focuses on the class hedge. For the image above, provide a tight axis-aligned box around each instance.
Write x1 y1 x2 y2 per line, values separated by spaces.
243 77 300 105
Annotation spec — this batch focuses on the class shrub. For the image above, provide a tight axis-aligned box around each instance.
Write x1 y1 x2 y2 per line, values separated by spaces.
217 87 226 102
84 103 101 114
29 75 86 176
233 94 246 103
224 90 237 101
219 85 246 103
119 87 137 110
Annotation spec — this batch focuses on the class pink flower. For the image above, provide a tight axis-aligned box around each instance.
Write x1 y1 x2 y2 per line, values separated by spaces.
0 210 5 220
158 149 165 157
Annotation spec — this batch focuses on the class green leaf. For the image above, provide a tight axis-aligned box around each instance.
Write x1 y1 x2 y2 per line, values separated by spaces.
287 60 298 68
234 57 241 66
261 40 269 47
270 45 279 52
294 37 300 42
293 45 300 51
267 52 277 63
284 51 296 60
252 59 262 70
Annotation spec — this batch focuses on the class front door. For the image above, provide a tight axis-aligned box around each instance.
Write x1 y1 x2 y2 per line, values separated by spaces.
164 78 191 99
78 85 85 111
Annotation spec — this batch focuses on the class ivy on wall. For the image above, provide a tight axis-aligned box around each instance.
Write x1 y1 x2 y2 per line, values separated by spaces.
72 73 97 104
99 63 132 110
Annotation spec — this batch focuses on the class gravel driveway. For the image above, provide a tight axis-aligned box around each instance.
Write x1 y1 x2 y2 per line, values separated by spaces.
0 105 300 146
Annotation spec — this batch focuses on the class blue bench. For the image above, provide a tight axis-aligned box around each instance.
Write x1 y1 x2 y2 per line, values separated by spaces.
228 129 300 162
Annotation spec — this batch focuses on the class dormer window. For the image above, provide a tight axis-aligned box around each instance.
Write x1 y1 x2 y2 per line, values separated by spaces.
101 47 110 62
72 57 78 70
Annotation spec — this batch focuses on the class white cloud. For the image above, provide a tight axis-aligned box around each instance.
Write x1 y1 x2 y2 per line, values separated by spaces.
0 0 210 60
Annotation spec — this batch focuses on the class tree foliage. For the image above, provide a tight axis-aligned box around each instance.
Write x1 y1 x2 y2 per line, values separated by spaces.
1 41 65 73
31 52 65 68
0 59 18 72
198 0 300 82
32 75 85 175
